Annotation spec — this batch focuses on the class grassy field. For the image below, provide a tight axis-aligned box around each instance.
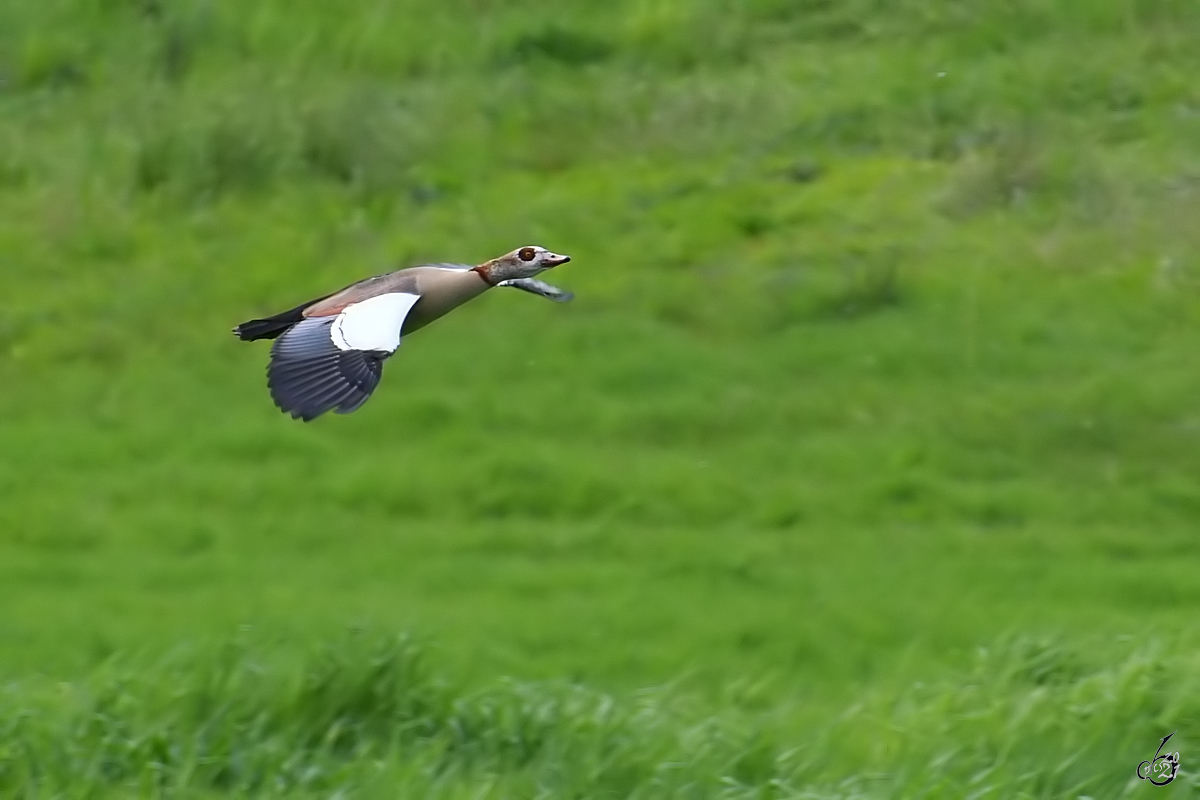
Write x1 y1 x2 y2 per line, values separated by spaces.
2 0 1200 796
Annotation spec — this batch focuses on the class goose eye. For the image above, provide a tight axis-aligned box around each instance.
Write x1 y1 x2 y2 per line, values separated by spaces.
518 247 537 262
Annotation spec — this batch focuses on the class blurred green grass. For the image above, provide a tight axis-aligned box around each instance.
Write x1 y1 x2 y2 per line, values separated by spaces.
1 0 1200 795
3 633 1198 797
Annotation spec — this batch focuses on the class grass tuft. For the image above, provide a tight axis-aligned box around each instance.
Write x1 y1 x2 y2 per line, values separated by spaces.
813 250 905 320
506 26 613 67
18 36 88 90
0 633 1196 797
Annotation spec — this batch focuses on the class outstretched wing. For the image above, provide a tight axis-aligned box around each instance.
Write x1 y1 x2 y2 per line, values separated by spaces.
268 293 420 421
498 277 574 303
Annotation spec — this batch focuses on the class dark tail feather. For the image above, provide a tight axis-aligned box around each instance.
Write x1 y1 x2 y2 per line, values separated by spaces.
234 310 303 341
233 298 323 341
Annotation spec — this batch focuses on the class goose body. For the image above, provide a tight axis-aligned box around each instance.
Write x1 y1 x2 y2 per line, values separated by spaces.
234 246 572 421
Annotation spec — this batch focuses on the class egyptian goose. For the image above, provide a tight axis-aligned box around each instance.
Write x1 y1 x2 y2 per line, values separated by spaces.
234 245 572 421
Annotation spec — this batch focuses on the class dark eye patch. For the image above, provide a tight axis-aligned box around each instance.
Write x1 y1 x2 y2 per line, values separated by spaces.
518 247 536 262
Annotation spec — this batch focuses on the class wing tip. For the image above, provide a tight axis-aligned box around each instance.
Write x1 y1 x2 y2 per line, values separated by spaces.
267 345 385 422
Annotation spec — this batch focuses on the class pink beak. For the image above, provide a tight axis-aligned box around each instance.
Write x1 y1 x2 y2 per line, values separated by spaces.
543 252 571 267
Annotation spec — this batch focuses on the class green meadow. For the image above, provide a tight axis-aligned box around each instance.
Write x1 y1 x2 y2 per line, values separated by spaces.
2 0 1200 796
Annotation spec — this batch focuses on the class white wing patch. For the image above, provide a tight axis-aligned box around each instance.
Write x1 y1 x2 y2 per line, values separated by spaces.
329 292 421 353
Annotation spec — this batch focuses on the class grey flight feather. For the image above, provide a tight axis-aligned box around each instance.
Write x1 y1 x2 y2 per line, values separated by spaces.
268 317 387 421
499 277 574 303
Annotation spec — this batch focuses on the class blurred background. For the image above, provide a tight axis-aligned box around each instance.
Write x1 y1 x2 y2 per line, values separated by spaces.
1 0 1199 796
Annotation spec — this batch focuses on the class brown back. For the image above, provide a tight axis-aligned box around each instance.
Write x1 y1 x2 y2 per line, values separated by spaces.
302 264 489 334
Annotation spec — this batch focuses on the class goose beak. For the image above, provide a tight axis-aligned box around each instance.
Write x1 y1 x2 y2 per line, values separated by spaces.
543 252 571 267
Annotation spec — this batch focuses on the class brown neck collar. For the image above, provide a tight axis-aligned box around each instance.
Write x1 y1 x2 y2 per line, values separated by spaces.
471 263 498 287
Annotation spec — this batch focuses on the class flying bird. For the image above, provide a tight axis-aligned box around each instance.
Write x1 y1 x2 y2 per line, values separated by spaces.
234 245 573 421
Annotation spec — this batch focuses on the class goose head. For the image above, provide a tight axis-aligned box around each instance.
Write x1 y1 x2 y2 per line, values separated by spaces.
478 245 571 284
